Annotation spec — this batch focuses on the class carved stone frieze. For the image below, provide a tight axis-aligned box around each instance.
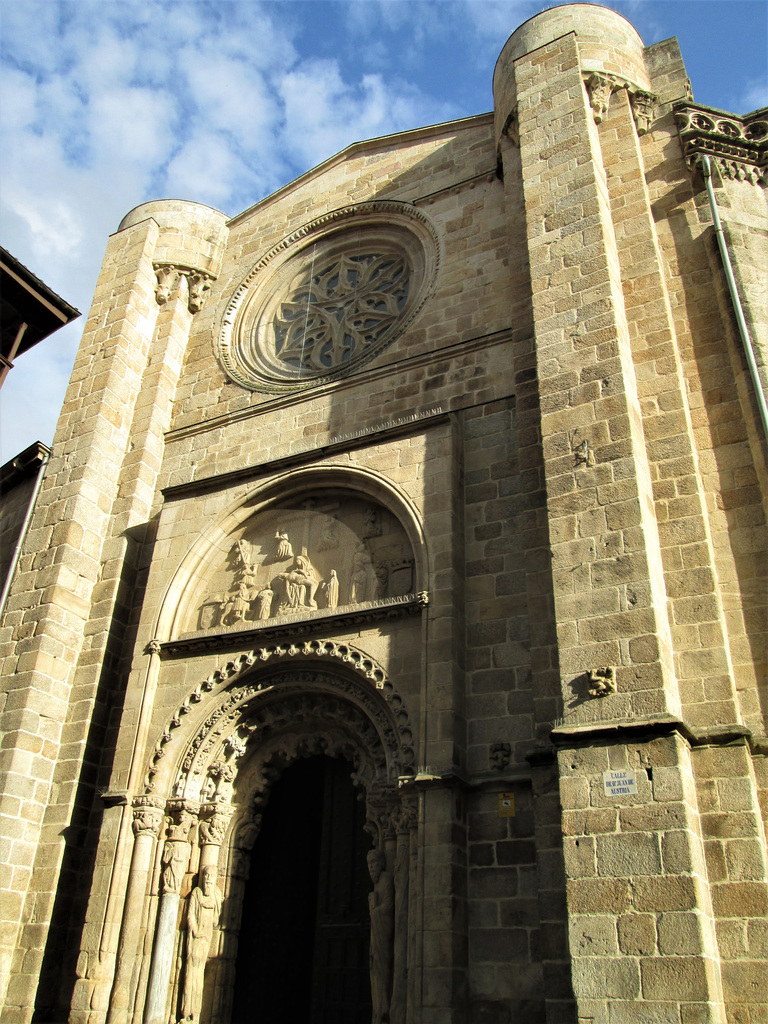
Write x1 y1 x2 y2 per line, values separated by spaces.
188 496 418 638
675 104 768 185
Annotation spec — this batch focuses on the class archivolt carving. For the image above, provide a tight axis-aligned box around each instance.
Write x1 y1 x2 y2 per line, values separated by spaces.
144 642 415 796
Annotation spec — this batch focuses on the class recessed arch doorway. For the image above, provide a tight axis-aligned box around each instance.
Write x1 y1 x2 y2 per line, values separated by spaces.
230 755 372 1023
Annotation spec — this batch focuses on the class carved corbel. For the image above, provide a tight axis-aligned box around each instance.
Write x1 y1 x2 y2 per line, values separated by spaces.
186 272 212 314
153 264 180 305
630 91 656 136
501 108 519 147
588 666 617 697
584 73 615 124
153 264 214 313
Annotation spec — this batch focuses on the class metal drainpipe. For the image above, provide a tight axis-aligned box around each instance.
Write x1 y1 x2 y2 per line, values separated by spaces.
700 153 768 445
0 446 50 622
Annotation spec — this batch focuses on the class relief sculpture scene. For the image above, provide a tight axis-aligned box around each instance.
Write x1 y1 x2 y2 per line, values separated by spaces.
196 497 415 632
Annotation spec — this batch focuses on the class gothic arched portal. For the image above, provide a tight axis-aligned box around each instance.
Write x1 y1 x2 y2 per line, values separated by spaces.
116 648 418 1024
230 755 372 1024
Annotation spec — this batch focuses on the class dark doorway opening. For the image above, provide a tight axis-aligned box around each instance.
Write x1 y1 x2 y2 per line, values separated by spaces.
231 755 372 1023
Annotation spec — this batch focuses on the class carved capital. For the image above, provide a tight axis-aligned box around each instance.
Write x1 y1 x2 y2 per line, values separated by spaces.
131 796 164 838
199 807 233 847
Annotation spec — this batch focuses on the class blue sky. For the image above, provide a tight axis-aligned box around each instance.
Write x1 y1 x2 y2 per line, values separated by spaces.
1 0 766 464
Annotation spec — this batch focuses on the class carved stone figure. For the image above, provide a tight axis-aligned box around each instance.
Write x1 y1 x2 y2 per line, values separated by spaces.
489 742 511 770
319 515 340 550
275 530 293 560
278 552 319 611
373 563 389 600
180 866 222 1023
161 840 189 894
322 570 339 609
235 538 252 570
227 581 251 623
588 666 617 697
363 506 382 538
350 544 373 604
255 586 274 620
367 849 394 1024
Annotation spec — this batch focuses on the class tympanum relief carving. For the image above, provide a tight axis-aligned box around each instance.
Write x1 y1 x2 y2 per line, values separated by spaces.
195 497 415 633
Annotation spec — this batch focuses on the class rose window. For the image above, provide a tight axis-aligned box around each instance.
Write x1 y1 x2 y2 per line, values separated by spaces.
216 202 439 392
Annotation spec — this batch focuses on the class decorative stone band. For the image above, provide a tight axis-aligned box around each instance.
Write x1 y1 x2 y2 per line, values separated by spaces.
582 72 656 135
674 103 768 185
156 591 429 656
153 263 214 313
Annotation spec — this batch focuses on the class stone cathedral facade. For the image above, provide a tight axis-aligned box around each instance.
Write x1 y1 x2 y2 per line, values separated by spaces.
1 5 767 1023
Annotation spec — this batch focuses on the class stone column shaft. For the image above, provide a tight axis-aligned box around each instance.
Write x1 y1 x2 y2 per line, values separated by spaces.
106 806 163 1024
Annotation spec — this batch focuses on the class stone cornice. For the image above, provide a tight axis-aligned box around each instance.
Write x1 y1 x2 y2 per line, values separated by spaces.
164 324 515 450
157 592 429 655
550 714 763 752
674 103 768 185
161 405 450 499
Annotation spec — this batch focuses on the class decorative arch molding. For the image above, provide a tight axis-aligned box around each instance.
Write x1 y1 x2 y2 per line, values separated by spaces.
144 640 416 798
155 464 428 643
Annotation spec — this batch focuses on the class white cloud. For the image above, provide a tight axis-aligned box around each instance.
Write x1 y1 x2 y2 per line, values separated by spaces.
739 79 768 113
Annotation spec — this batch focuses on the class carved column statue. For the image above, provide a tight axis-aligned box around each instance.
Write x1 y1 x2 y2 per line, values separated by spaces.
179 866 223 1024
106 798 164 1024
144 805 196 1024
367 848 394 1024
390 796 417 1024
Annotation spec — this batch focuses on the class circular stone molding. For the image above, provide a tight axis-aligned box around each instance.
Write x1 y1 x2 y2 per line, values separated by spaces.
217 201 440 392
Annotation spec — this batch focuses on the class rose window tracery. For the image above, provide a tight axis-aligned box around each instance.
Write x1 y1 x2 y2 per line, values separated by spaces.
273 252 409 373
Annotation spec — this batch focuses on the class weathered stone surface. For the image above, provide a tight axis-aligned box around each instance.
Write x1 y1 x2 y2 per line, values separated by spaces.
0 5 766 1024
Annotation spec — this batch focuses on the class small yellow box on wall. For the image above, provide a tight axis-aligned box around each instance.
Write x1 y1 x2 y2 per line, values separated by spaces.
498 792 515 817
